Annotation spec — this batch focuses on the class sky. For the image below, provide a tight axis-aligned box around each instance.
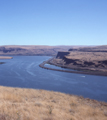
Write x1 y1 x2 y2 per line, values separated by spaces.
0 0 107 46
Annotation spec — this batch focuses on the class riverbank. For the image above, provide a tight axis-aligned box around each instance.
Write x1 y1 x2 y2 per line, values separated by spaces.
0 56 12 65
0 56 13 59
39 58 107 76
0 86 107 120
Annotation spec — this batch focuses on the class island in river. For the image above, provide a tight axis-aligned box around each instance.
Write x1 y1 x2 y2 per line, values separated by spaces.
0 56 13 64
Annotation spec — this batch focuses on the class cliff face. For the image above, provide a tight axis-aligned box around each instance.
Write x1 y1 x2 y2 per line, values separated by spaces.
56 51 70 58
56 47 107 68
63 56 107 68
51 50 107 74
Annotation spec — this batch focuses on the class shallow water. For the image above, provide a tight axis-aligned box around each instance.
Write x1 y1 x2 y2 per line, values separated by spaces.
45 63 76 71
0 56 107 102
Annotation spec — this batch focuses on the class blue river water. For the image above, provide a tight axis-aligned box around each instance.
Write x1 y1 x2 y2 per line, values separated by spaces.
0 56 107 102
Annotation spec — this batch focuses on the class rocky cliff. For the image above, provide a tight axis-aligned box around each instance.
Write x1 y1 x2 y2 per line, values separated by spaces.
50 48 107 74
56 51 70 58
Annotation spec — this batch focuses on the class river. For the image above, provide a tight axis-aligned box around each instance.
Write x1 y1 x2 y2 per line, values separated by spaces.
0 56 107 102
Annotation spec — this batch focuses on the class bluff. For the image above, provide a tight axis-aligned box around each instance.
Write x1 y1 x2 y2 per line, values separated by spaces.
56 51 70 59
50 45 107 75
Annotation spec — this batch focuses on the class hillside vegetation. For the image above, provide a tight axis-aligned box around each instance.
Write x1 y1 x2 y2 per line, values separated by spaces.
0 86 107 120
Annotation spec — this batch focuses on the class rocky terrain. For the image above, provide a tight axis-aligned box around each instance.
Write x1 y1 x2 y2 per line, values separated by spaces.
48 45 107 76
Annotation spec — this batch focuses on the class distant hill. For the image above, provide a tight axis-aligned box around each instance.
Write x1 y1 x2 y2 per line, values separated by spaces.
69 45 107 52
0 45 80 56
1 45 106 56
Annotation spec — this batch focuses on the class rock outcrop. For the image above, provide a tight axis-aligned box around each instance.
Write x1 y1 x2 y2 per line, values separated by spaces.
56 51 70 59
50 50 107 74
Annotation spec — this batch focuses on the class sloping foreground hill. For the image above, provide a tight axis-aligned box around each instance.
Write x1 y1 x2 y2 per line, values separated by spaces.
0 86 107 120
0 45 79 56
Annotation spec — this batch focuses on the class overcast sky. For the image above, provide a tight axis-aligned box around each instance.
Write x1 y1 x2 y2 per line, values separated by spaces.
0 0 107 46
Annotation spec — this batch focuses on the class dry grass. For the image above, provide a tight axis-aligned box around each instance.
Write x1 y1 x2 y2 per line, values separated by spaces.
0 86 107 120
67 52 107 61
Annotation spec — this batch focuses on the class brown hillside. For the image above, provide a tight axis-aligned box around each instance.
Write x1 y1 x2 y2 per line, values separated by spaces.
0 86 107 120
49 46 107 75
0 45 80 56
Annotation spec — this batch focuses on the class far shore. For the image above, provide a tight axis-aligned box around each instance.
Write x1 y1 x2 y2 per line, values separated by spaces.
39 58 107 76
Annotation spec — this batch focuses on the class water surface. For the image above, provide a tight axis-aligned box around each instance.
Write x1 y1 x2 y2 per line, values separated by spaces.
0 56 107 102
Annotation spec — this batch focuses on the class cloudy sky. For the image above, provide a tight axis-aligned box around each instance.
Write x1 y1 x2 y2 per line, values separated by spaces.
0 0 107 46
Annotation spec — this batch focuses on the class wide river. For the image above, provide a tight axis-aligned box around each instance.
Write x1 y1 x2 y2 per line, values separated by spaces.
0 56 107 102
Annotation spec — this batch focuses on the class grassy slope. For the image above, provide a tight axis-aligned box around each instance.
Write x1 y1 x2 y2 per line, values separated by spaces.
0 86 107 120
66 52 107 61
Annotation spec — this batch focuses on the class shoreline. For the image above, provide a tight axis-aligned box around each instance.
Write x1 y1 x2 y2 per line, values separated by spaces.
0 56 13 59
0 56 12 65
39 58 107 76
